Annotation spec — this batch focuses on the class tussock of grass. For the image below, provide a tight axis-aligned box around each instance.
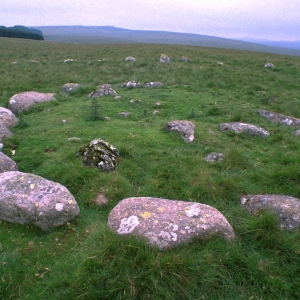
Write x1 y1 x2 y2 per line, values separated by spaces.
1 37 300 299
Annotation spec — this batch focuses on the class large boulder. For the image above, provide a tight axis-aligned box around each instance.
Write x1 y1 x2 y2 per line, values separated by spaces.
8 91 56 114
159 54 170 63
0 123 13 142
77 138 119 171
258 109 300 127
0 107 18 127
0 171 80 230
88 87 117 98
241 194 300 230
219 122 269 137
61 83 82 93
108 197 235 250
164 120 195 142
0 152 18 173
143 81 163 88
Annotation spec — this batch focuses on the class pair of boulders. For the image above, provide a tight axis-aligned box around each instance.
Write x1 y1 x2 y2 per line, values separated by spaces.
8 91 56 114
0 171 80 231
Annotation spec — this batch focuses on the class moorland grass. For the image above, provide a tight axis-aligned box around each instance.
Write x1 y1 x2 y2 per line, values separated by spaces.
1 37 300 299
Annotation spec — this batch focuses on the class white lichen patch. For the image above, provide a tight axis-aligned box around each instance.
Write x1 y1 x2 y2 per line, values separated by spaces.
117 215 140 234
55 203 64 212
185 204 201 218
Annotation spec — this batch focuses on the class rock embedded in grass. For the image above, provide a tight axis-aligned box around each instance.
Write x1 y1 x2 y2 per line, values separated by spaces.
219 122 270 137
143 81 163 88
77 138 119 172
0 171 80 231
61 83 82 93
121 81 140 88
0 123 13 142
204 152 224 162
181 56 192 62
0 152 18 173
125 56 136 62
159 53 170 63
108 197 235 250
258 109 300 127
241 194 300 229
8 91 56 114
164 120 195 142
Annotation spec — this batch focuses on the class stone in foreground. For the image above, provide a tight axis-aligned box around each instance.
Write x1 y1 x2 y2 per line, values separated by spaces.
164 120 195 142
0 171 80 230
8 91 56 114
108 197 235 250
0 152 18 173
241 194 300 229
77 138 119 171
219 122 269 137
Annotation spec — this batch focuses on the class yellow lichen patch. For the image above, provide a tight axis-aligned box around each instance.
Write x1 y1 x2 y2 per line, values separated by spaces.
205 214 211 217
69 199 76 205
19 176 24 181
35 203 39 207
140 211 152 219
200 217 207 223
157 207 165 212
30 184 35 189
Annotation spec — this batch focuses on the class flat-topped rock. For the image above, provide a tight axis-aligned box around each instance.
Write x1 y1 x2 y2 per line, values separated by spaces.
241 194 300 230
258 109 300 127
219 122 269 137
8 91 56 114
108 197 235 250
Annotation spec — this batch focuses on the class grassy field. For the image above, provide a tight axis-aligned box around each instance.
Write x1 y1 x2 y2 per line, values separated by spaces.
1 37 300 299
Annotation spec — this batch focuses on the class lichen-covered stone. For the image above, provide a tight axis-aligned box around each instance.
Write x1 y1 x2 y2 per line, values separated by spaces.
61 83 82 93
241 194 300 230
88 88 117 98
77 138 119 171
0 152 18 173
164 120 195 142
108 197 235 250
181 56 192 62
219 122 269 137
8 91 56 114
0 107 18 128
258 109 300 127
0 171 80 230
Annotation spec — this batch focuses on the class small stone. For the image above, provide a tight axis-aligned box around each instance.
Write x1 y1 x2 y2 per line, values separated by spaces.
95 193 108 206
118 112 130 117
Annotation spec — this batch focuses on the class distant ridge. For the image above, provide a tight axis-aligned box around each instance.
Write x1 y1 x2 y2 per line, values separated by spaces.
33 26 300 56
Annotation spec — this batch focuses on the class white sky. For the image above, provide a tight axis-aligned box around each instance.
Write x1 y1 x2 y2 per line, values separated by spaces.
1 0 299 41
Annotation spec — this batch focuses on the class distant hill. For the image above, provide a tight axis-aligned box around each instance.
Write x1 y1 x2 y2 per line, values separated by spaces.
33 26 300 56
0 25 44 40
239 38 300 51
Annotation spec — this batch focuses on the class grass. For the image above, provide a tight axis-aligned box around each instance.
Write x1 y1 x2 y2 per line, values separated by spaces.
1 37 300 299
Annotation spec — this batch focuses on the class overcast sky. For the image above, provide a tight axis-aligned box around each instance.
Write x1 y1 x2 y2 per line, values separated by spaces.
1 0 299 41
